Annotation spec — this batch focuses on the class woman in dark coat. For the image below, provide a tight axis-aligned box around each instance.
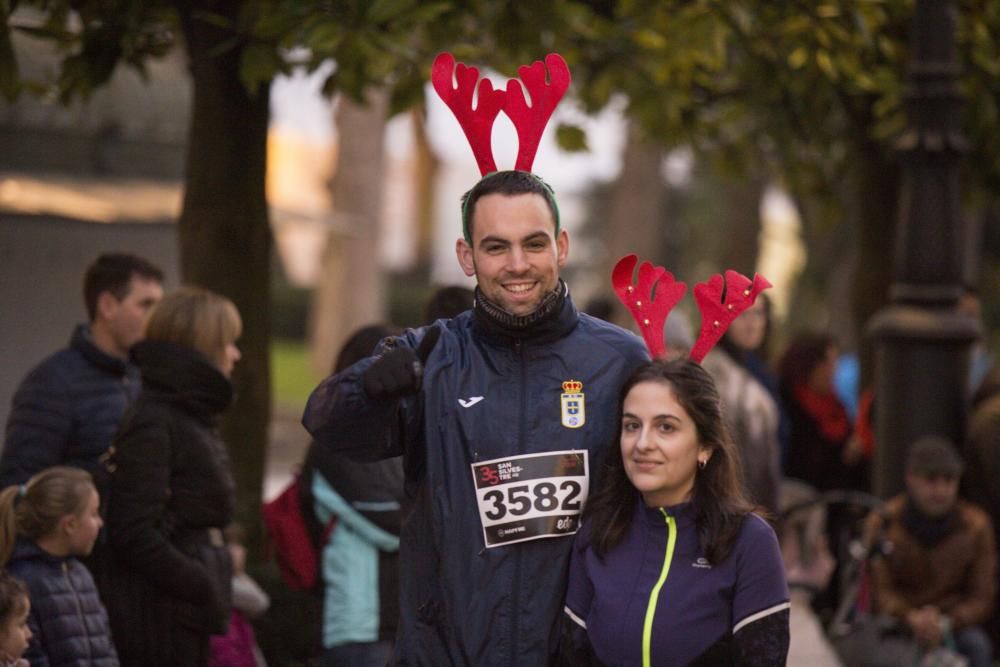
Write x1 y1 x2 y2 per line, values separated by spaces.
778 332 866 492
103 286 242 667
778 331 867 617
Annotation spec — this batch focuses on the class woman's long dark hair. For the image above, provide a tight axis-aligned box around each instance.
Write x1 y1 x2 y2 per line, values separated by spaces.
778 331 835 392
585 358 755 564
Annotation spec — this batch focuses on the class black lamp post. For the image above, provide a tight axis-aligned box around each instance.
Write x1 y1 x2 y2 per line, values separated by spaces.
867 0 978 498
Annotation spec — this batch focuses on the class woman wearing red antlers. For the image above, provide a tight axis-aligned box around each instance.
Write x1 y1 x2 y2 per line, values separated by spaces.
559 257 790 666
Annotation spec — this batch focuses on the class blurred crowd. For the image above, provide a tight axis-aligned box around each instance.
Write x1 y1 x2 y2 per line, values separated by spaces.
0 249 997 667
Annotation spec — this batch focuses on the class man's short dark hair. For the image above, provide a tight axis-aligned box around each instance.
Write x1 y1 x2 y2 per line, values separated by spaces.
334 323 402 374
83 252 164 321
424 286 474 323
460 170 559 244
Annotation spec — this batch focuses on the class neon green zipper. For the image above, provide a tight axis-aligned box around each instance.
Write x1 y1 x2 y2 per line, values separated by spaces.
642 509 677 667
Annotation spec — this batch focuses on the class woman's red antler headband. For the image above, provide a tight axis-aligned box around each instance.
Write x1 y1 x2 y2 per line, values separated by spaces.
431 52 571 175
612 254 772 362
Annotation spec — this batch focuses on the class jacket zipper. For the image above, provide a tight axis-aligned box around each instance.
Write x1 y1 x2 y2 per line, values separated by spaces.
509 339 527 666
642 510 676 667
64 561 93 664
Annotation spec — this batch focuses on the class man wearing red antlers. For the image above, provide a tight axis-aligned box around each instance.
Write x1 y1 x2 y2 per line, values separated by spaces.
303 53 649 665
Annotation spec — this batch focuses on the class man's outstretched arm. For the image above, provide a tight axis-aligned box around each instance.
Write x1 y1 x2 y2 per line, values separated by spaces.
302 326 440 462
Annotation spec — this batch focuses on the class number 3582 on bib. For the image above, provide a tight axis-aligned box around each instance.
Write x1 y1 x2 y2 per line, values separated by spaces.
471 450 590 548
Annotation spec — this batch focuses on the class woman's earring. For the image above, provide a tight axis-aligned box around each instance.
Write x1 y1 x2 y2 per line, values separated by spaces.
698 458 707 470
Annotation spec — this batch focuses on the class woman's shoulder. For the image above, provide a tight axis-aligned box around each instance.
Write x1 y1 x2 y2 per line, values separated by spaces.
573 516 597 551
123 391 180 422
123 389 213 434
735 512 780 551
740 511 778 535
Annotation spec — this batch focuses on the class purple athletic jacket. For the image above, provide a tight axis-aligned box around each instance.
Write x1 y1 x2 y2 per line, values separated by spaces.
562 498 789 666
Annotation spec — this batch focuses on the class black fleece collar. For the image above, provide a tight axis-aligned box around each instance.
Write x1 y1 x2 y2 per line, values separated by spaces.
70 324 131 377
131 340 234 420
472 280 578 346
902 496 960 547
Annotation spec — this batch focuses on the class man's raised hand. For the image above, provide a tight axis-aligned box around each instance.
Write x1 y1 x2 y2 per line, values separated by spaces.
362 326 441 400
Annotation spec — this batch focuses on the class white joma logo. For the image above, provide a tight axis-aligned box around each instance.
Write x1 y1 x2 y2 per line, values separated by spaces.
458 396 484 408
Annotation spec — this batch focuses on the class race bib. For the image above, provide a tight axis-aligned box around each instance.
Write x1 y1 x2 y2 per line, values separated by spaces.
471 450 589 548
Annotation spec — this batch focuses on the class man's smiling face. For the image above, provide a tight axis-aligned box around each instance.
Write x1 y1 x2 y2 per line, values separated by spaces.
456 192 568 317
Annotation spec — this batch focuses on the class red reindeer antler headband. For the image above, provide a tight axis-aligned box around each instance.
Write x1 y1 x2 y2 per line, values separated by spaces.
431 52 571 175
612 254 772 362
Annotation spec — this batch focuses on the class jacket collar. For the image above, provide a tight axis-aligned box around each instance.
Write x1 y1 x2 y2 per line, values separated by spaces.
131 340 234 419
10 536 69 565
70 324 132 377
638 493 697 529
472 280 578 347
902 495 960 546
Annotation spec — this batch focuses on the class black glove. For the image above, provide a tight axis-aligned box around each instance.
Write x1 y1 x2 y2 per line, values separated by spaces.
362 326 441 399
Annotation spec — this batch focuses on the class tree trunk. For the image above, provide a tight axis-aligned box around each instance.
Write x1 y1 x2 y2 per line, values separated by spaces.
309 90 389 375
175 2 272 556
606 126 665 262
411 105 439 277
718 176 766 277
602 124 665 309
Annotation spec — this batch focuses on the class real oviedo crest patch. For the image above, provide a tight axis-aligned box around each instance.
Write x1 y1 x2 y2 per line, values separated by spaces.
560 380 585 429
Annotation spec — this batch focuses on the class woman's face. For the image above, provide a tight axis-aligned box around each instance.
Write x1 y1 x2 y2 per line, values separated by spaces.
219 341 241 378
808 344 838 393
620 380 710 508
0 596 31 660
727 299 767 351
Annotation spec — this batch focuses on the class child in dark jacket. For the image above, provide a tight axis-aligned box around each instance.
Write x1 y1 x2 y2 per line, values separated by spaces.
0 571 30 667
0 467 118 666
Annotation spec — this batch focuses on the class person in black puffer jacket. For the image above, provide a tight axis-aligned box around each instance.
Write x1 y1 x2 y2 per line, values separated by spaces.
1 252 163 499
102 287 242 667
0 466 118 666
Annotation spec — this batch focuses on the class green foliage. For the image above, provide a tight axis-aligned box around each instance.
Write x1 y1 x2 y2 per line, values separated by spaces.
248 0 455 106
1 0 455 105
270 338 318 410
0 0 19 99
554 0 1000 207
5 1 175 101
556 122 588 152
5 0 999 193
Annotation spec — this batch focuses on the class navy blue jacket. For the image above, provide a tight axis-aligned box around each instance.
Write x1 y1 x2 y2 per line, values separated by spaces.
564 499 789 666
1 325 139 495
7 538 118 667
303 293 648 665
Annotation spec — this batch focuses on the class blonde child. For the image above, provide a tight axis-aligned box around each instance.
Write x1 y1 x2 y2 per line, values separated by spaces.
0 467 118 665
0 571 30 667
